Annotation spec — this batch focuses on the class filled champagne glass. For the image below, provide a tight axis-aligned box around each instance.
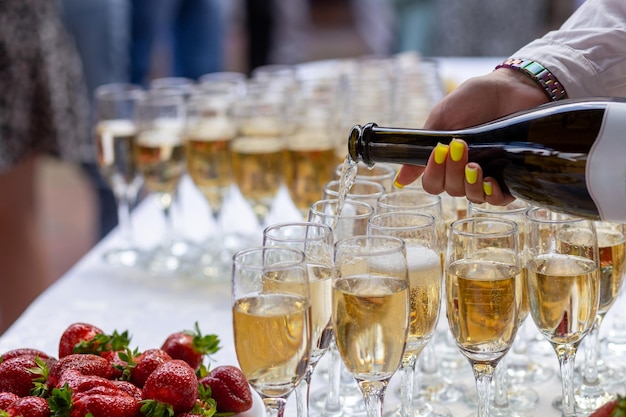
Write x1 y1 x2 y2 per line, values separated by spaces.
571 221 625 413
367 212 450 417
231 81 286 228
94 83 145 266
466 200 541 415
334 161 397 192
323 179 386 213
232 246 312 417
333 235 410 417
308 198 374 416
525 207 600 417
134 89 189 273
262 222 334 417
446 217 524 417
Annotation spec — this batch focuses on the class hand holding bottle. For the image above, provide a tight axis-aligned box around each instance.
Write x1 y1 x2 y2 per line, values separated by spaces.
393 68 549 205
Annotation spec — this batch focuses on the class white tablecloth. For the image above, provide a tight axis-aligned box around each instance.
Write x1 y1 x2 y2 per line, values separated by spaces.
1 58 617 416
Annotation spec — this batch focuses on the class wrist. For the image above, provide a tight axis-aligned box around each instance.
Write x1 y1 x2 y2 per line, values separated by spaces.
495 58 568 102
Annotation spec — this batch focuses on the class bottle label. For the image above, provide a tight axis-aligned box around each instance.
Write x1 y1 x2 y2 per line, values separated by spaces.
587 102 626 221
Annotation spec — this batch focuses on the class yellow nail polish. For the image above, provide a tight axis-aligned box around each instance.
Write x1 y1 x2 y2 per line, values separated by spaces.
483 181 493 196
450 139 464 162
393 171 404 189
465 165 478 184
434 143 449 164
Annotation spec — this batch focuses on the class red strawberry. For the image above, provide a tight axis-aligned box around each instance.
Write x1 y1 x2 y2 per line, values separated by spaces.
1 348 52 362
47 354 118 389
58 323 105 358
0 356 47 397
130 348 172 388
200 365 252 413
589 395 626 417
0 392 19 409
56 369 120 395
70 392 140 417
160 323 220 370
113 381 143 401
5 396 50 417
141 359 198 414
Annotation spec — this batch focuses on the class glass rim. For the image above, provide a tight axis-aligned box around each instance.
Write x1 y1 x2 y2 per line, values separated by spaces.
467 199 531 215
449 217 519 237
232 246 306 271
309 198 375 219
377 189 442 210
368 211 436 229
525 206 591 225
334 234 406 255
334 161 396 179
324 178 385 198
262 221 333 243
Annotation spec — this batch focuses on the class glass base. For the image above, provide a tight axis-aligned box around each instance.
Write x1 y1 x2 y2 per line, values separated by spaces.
552 388 616 416
506 357 554 385
310 378 366 416
463 384 539 412
384 401 452 417
102 246 144 267
145 238 204 275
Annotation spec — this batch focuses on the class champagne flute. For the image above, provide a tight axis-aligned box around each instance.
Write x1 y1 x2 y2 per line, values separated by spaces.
232 246 312 417
572 221 625 413
308 198 374 416
231 81 286 228
333 235 410 417
525 207 600 417
334 161 397 192
323 179 386 213
466 200 542 414
445 217 524 417
263 222 334 417
94 83 145 267
134 89 188 273
367 212 450 417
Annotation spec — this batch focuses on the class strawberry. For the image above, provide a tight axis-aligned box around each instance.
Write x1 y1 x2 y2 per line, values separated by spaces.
160 323 220 370
199 365 252 413
58 323 105 358
1 349 52 362
5 396 50 417
71 392 140 417
47 354 118 389
113 381 143 402
0 356 48 397
590 395 626 417
141 359 198 415
130 349 172 388
56 369 120 396
0 392 19 409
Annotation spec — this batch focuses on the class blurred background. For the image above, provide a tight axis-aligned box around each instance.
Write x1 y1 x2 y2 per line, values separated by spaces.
42 0 579 284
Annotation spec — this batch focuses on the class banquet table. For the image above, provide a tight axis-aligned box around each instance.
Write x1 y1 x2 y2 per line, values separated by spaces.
0 57 621 417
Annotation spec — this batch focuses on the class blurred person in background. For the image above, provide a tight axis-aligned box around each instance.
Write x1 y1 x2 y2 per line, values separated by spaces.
130 0 225 86
0 0 92 332
60 0 132 240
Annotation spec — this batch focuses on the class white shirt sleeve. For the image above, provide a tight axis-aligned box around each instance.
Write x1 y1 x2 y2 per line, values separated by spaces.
512 0 626 98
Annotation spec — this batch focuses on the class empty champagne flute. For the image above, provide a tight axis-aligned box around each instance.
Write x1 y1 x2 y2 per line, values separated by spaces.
323 179 386 212
94 83 145 266
525 208 600 417
571 221 625 413
263 222 334 417
334 161 397 192
134 89 189 273
367 212 450 417
445 217 524 417
333 235 410 417
232 246 312 417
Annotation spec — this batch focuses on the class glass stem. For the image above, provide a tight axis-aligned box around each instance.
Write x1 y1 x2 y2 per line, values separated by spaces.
399 354 417 417
472 362 495 417
583 315 603 385
555 343 578 417
116 192 135 245
159 192 176 246
295 362 317 417
493 355 509 409
358 380 388 417
325 339 343 414
263 397 287 417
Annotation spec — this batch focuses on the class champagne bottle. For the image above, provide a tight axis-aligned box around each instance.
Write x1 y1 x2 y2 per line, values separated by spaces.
348 98 626 221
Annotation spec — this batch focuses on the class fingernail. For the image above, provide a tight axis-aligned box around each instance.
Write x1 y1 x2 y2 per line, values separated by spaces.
465 165 478 184
483 181 493 196
393 171 404 189
450 139 464 162
434 143 449 165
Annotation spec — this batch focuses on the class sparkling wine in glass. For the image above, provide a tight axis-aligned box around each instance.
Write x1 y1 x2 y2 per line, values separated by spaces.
232 246 312 417
525 207 600 417
94 83 145 267
333 235 410 417
367 212 451 417
263 222 334 417
445 217 524 417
